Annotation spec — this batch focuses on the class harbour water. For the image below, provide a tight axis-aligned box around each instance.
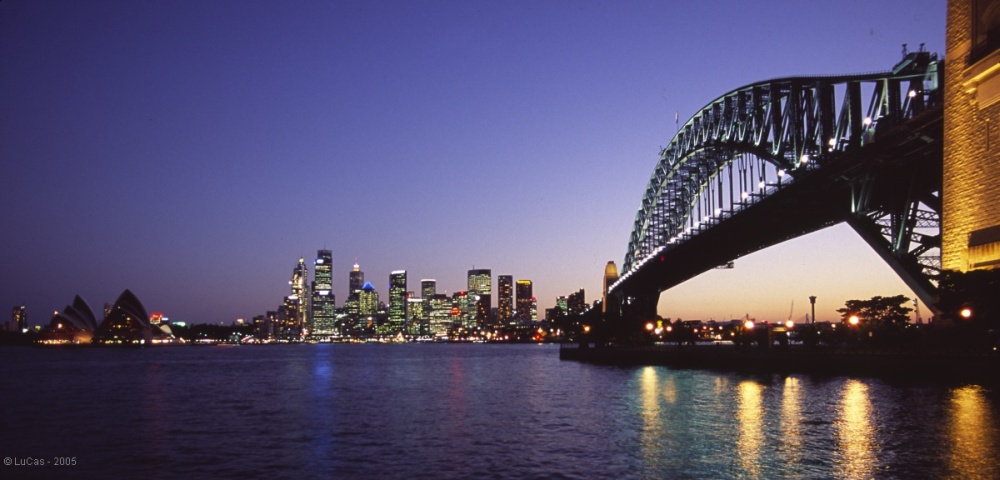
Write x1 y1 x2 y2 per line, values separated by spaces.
1 343 998 479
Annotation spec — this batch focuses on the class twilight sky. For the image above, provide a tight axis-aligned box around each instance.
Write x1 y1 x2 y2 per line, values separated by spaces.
1 0 945 326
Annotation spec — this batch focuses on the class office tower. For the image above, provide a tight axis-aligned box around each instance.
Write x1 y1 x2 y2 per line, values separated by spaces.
407 296 425 336
467 269 491 326
389 271 407 333
556 296 569 314
497 275 513 324
291 257 309 331
452 291 476 329
346 263 365 320
427 293 451 336
567 288 586 315
11 305 26 332
421 279 436 316
516 280 533 325
311 250 336 339
359 282 379 318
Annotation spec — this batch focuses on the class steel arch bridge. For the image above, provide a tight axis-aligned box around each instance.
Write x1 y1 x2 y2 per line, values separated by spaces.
610 51 943 320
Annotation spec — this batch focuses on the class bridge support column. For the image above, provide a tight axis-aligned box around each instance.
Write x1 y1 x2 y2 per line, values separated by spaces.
614 289 659 344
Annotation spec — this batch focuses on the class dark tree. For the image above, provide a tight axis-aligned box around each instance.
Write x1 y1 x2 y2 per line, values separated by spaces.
837 295 912 329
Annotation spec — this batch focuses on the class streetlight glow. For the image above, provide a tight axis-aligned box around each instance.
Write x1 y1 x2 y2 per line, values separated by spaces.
960 307 973 319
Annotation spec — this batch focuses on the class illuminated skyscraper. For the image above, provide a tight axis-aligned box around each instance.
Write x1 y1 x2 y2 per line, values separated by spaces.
516 280 533 325
467 269 491 326
311 250 336 339
421 279 436 316
498 275 513 324
556 296 569 314
389 271 407 333
346 262 365 320
427 293 451 336
406 296 425 335
359 282 379 318
291 257 308 331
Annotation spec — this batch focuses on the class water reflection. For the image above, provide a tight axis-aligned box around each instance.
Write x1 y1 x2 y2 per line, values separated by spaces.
836 380 877 479
780 377 802 465
948 385 998 479
737 381 764 477
639 367 662 458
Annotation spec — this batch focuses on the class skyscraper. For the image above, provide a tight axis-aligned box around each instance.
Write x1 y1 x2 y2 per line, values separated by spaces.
516 279 533 325
311 250 336 339
406 295 425 336
291 257 308 331
346 262 365 320
388 271 407 333
498 275 513 325
467 269 491 326
359 282 379 318
567 288 586 315
427 293 451 336
421 279 436 317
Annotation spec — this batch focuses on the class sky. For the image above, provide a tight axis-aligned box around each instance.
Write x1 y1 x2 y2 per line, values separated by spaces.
1 0 946 326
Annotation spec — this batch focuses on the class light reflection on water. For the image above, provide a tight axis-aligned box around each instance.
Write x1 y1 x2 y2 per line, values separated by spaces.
948 385 998 479
1 345 999 479
737 380 764 478
836 380 877 479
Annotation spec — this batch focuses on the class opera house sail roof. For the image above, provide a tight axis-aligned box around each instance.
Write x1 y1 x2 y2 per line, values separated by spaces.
40 289 175 345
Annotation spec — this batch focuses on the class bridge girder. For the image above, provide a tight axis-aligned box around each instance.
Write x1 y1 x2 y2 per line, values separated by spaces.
618 52 943 306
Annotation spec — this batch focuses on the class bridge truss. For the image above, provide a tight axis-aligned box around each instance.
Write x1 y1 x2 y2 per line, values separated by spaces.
616 52 943 307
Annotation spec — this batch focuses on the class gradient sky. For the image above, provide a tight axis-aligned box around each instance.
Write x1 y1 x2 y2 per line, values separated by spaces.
1 0 946 326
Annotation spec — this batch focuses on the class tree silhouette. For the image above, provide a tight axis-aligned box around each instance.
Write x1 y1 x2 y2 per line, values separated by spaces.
837 295 912 329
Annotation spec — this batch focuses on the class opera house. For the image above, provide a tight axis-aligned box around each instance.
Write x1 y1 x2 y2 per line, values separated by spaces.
39 290 176 345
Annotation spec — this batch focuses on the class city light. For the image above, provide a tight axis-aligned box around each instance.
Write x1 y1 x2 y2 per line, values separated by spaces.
960 307 973 319
744 320 755 330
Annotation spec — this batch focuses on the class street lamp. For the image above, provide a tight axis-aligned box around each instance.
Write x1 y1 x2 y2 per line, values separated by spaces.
960 307 973 319
848 315 860 326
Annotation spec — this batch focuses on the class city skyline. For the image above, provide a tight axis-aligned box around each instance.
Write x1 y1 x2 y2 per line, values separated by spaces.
1 1 946 325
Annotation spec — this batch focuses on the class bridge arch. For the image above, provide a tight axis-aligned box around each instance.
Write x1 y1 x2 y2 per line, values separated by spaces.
615 52 943 310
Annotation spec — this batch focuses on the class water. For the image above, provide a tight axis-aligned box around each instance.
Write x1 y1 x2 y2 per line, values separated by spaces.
1 344 998 479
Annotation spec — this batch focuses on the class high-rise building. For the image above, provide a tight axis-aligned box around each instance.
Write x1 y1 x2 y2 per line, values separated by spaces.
452 291 477 329
556 296 569 314
311 250 336 339
389 271 407 333
11 305 26 333
427 293 451 336
359 282 379 318
346 263 365 320
406 296 425 336
497 275 513 324
291 257 309 331
567 288 586 315
944 0 1000 271
516 280 533 325
467 269 491 326
421 279 436 317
